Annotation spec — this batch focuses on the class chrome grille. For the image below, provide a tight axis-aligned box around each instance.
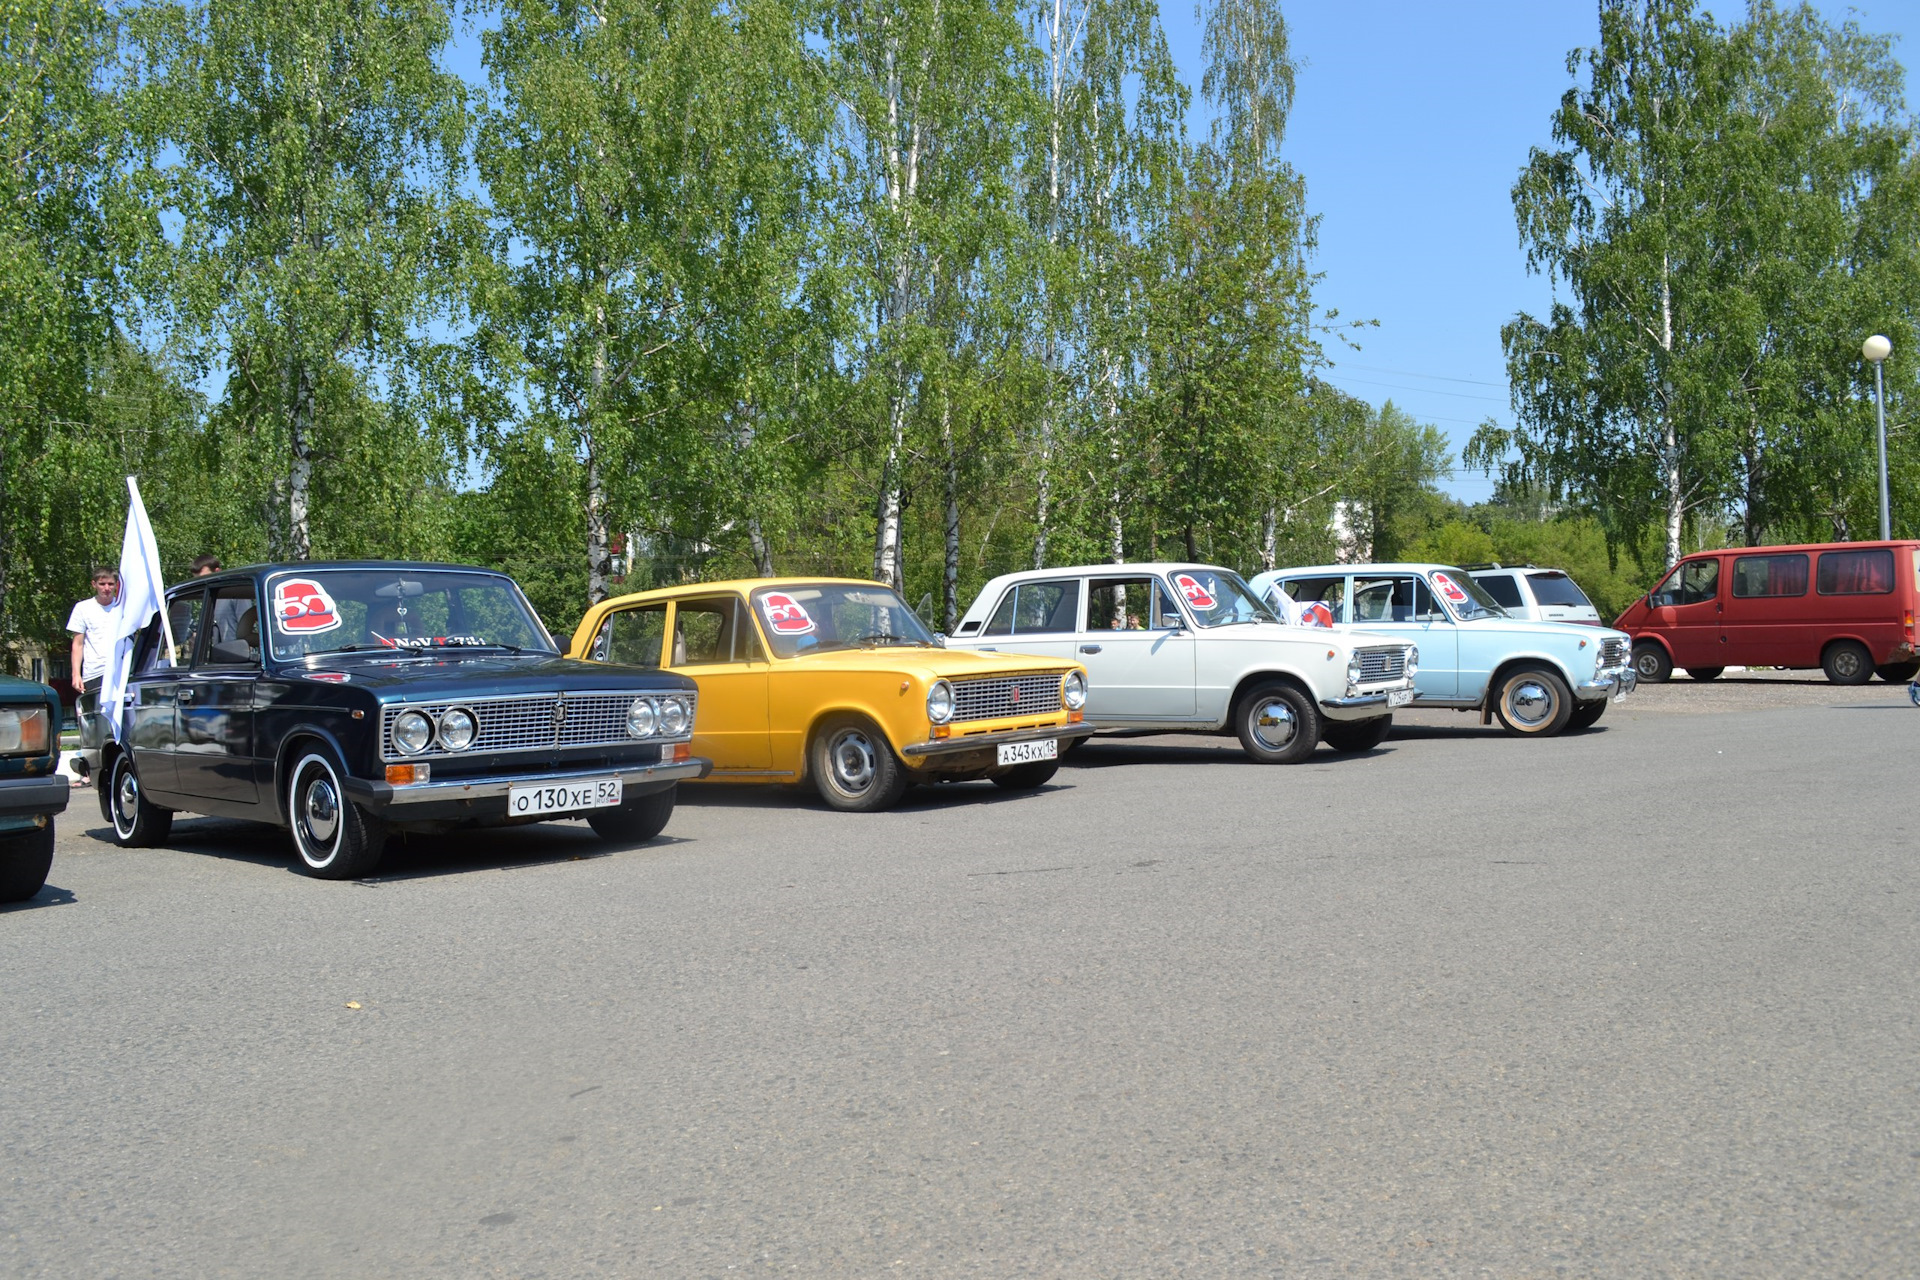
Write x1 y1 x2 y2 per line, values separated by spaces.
1600 638 1628 667
1354 647 1408 683
950 672 1065 723
380 690 695 761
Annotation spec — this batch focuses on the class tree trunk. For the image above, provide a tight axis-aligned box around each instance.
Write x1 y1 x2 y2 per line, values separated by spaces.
747 519 773 577
872 369 906 590
1659 260 1682 568
942 395 960 630
287 362 315 560
585 297 611 604
1260 506 1277 571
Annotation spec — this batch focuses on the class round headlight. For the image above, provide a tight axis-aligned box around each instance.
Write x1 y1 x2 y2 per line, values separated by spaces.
392 709 433 755
627 697 657 738
659 697 690 736
1407 645 1419 677
438 707 476 751
1346 654 1364 684
927 680 954 724
1061 670 1088 710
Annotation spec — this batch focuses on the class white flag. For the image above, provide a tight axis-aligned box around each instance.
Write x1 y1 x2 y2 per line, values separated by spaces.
99 477 173 743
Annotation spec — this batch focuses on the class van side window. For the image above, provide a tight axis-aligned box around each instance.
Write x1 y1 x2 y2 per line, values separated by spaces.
1475 574 1524 608
1816 548 1894 595
1731 554 1808 598
1651 559 1718 607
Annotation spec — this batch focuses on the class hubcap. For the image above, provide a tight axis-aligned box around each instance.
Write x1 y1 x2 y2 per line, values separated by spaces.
301 773 340 846
1251 699 1297 749
1835 651 1861 677
1636 653 1662 678
829 731 877 793
1509 680 1554 726
115 765 139 830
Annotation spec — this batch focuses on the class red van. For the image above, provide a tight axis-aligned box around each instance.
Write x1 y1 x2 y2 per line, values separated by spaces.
1614 540 1920 684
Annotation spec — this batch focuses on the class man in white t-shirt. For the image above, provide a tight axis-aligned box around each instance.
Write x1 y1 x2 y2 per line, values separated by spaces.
67 567 120 694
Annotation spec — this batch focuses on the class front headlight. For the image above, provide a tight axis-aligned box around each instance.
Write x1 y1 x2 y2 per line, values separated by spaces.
1346 654 1364 685
438 707 477 751
927 680 954 724
1061 670 1088 710
1596 647 1610 674
659 696 690 736
392 709 433 755
1406 646 1419 677
0 705 50 755
626 697 657 738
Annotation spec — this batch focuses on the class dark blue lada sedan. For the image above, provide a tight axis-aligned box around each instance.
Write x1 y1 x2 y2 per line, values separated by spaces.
87 562 711 879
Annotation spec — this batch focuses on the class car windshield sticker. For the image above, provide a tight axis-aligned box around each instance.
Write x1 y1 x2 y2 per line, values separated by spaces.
274 578 342 635
1173 573 1216 610
1300 601 1334 628
1431 572 1469 605
761 592 816 636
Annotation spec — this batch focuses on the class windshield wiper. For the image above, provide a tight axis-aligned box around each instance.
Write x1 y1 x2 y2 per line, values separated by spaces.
852 632 922 648
315 641 426 656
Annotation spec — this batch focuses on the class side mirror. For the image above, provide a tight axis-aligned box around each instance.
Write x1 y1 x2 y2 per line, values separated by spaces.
931 632 948 647
1159 614 1185 631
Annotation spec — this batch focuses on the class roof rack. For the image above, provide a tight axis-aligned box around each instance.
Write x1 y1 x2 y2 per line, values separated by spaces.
1459 562 1540 572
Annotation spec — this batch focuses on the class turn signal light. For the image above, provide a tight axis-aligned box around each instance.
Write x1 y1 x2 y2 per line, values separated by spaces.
666 741 692 762
1069 710 1084 723
386 763 430 785
931 724 952 739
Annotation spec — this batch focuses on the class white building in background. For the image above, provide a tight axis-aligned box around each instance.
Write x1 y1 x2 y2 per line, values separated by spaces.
1330 500 1369 564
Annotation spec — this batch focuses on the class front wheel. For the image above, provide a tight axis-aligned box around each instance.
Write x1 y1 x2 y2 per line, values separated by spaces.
108 753 173 848
286 750 386 879
1822 640 1873 686
1321 716 1391 753
1491 666 1574 737
1233 682 1321 764
1568 699 1608 731
1685 667 1724 682
587 787 676 843
1874 661 1919 683
810 717 910 812
992 759 1060 790
1632 643 1672 684
0 825 55 903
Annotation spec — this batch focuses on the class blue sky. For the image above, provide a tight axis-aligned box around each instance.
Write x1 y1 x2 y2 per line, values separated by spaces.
1152 1 1919 501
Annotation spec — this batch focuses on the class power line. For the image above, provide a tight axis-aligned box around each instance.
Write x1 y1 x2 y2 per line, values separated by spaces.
1322 374 1509 405
1331 362 1511 390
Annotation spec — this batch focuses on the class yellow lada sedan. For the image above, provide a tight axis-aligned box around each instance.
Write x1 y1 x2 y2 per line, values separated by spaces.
566 578 1094 811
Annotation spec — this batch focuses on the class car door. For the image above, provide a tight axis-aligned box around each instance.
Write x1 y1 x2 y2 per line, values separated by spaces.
1351 574 1458 699
173 581 262 805
124 591 206 793
1647 557 1725 667
969 578 1084 662
1723 553 1810 666
1068 575 1195 720
666 595 772 772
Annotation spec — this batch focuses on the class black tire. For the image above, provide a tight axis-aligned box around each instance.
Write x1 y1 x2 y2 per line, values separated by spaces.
286 749 386 879
992 759 1060 790
1632 642 1673 684
587 786 676 843
0 825 55 903
1491 665 1575 737
1568 698 1608 731
1874 661 1920 683
1685 667 1724 681
107 752 173 848
1233 682 1321 764
810 716 910 812
1321 716 1391 753
1822 640 1873 686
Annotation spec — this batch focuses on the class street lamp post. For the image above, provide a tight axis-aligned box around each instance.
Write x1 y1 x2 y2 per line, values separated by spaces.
1864 334 1892 541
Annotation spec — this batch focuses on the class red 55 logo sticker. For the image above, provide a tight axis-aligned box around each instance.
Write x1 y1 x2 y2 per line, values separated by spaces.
1172 573 1216 610
273 578 342 634
1430 572 1469 604
760 591 816 635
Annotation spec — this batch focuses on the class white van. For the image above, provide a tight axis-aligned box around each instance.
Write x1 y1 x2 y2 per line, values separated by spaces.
1465 564 1603 626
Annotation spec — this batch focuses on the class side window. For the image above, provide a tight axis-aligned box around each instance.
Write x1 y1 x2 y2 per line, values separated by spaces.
1652 559 1719 606
671 598 743 665
1282 576 1347 622
1411 577 1448 621
592 603 667 667
985 582 1082 635
1816 548 1894 595
983 590 1017 636
140 593 205 673
1086 577 1156 631
201 585 261 666
1352 577 1409 623
1731 554 1808 598
1475 573 1525 609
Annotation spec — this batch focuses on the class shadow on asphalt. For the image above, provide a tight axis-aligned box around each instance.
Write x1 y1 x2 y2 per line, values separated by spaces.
676 780 1069 812
0 884 78 913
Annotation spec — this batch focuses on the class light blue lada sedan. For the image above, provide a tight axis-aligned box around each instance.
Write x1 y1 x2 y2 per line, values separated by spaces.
1248 563 1637 736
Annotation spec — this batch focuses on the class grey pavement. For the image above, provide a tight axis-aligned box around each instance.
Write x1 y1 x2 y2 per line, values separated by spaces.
4 679 1917 1277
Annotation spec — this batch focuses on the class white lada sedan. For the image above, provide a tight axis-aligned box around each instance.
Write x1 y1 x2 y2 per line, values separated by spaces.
949 563 1416 763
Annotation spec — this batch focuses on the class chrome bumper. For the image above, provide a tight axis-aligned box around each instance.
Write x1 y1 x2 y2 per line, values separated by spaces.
901 722 1095 759
1577 667 1638 702
348 758 713 808
1321 683 1415 714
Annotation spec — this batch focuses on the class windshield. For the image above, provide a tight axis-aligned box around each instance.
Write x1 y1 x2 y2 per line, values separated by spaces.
749 583 938 658
1165 568 1278 627
265 568 555 661
1427 569 1509 621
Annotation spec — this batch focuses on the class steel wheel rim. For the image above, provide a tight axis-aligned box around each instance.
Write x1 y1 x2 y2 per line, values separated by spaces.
1507 680 1555 727
1635 652 1663 678
1251 698 1297 749
1833 649 1863 678
113 763 139 838
828 730 877 794
293 762 342 862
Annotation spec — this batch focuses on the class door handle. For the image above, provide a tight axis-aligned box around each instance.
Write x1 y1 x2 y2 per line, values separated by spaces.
1079 644 1102 654
176 688 195 703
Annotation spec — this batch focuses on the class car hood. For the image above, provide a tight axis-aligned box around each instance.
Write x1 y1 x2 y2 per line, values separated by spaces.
279 651 696 699
1449 617 1630 643
783 646 1077 681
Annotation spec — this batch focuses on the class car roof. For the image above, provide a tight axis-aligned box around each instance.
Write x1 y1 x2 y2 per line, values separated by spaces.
597 576 892 605
167 561 515 594
1261 563 1461 577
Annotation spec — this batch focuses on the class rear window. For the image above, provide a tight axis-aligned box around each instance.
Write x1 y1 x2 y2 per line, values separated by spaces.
1524 571 1591 608
1474 574 1525 608
1816 549 1894 595
1731 554 1808 598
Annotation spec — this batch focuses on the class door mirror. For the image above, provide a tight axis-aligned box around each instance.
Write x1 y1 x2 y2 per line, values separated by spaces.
931 632 948 647
1159 613 1185 631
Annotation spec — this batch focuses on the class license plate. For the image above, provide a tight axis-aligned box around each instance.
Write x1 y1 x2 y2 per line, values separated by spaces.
1387 689 1415 708
997 739 1058 766
507 777 622 816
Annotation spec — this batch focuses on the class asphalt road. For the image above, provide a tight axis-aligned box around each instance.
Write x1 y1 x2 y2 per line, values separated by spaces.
5 677 1917 1278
